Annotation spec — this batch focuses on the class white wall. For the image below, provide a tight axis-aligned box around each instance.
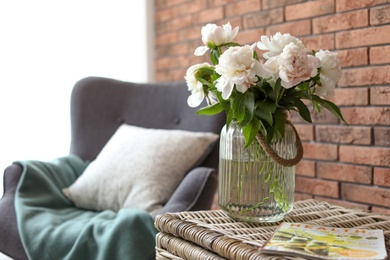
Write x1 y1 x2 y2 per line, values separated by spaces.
0 1 154 196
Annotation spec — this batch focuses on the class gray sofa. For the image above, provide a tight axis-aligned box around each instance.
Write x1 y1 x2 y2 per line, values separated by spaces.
0 77 225 259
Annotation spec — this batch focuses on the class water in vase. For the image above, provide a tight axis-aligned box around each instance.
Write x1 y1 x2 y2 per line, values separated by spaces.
218 123 296 223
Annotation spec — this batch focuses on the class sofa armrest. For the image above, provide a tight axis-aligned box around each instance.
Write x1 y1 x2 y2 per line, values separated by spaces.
151 167 217 219
0 164 28 260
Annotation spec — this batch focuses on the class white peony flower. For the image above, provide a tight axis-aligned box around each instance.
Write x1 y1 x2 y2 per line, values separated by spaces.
257 32 305 59
315 50 342 97
264 42 320 89
185 62 213 107
194 22 239 56
215 44 269 99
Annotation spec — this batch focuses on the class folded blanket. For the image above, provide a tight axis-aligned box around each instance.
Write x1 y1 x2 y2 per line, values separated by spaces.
14 155 157 260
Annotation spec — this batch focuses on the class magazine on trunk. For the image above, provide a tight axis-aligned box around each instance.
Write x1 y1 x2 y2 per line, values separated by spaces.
260 222 387 260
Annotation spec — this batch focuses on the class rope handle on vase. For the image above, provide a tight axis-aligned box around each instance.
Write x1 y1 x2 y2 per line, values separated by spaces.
255 120 304 167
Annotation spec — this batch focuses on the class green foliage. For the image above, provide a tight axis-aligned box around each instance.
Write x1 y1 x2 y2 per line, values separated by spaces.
196 102 224 115
192 41 346 146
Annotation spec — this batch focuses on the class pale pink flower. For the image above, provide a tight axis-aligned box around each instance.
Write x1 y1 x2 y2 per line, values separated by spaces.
257 32 305 59
264 42 320 89
315 50 342 97
185 62 213 107
194 22 239 56
215 44 269 99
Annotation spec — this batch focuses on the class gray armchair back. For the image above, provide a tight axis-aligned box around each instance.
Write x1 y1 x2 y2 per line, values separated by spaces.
0 77 225 260
70 77 223 170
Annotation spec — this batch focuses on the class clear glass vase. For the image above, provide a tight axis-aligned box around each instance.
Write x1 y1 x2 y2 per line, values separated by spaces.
218 122 296 223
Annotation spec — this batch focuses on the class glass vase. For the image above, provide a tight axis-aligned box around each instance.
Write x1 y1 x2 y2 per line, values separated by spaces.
218 122 296 223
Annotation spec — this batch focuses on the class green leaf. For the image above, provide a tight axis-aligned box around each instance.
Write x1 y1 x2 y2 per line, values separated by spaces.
197 66 214 74
196 102 223 115
257 80 274 100
226 110 233 129
253 50 259 60
196 77 214 88
210 49 219 65
312 95 348 125
273 78 282 103
254 101 277 126
292 97 312 123
242 119 261 148
222 42 241 47
265 126 275 144
273 110 285 140
232 92 254 125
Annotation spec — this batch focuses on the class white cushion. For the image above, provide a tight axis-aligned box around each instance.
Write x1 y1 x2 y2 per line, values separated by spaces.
62 124 219 213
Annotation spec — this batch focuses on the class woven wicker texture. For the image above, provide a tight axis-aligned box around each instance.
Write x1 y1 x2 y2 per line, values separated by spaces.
155 199 390 260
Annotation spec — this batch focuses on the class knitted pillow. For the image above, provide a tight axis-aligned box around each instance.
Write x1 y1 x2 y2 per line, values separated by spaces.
62 124 219 214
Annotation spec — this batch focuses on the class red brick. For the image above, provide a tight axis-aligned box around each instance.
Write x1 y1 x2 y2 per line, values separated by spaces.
265 20 311 37
236 28 265 45
215 17 242 31
371 86 390 105
178 26 202 41
337 48 368 67
315 110 343 124
285 0 334 21
262 0 304 9
156 56 173 69
290 109 339 124
155 5 180 23
167 16 194 33
155 0 166 10
340 107 390 125
328 88 369 106
156 0 190 9
155 71 171 81
317 162 372 184
336 25 390 48
301 34 335 52
295 124 314 141
370 5 390 25
314 197 369 210
342 183 390 207
316 125 371 145
338 66 390 87
194 6 224 25
370 46 390 65
302 143 338 161
179 0 208 15
313 10 368 34
371 206 390 215
374 127 390 146
336 0 389 12
210 0 238 7
171 68 188 81
225 0 261 17
295 193 313 201
159 41 197 57
156 31 178 46
340 145 390 166
296 176 339 198
156 45 170 58
187 55 209 67
374 167 390 187
296 159 315 177
243 8 283 29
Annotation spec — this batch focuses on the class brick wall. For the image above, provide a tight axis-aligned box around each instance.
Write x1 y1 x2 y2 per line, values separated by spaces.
155 0 390 213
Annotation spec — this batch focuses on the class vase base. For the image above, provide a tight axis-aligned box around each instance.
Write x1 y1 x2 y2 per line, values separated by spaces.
225 211 286 223
220 203 293 223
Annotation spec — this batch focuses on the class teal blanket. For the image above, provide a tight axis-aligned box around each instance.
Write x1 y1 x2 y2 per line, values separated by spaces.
14 155 157 260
